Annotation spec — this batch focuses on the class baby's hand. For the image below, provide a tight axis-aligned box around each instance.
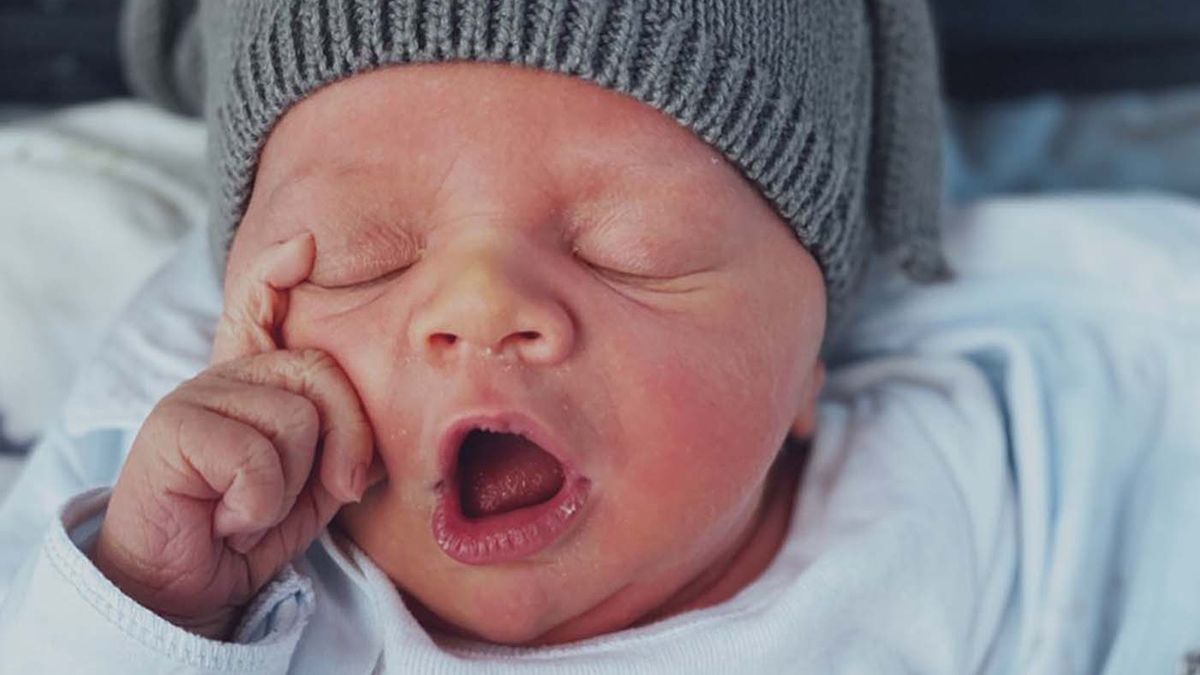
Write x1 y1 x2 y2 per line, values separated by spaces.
92 234 375 640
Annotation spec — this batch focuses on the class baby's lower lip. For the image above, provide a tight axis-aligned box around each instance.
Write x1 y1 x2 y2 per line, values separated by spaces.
431 475 591 565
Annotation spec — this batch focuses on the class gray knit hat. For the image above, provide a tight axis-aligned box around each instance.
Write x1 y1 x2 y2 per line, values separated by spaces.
123 0 947 325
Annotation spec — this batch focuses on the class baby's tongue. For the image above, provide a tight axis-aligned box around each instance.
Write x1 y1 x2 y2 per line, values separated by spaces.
458 430 565 518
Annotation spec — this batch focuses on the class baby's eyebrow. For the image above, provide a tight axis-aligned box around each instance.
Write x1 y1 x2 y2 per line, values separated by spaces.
275 156 367 189
260 152 741 246
261 165 399 230
277 156 380 190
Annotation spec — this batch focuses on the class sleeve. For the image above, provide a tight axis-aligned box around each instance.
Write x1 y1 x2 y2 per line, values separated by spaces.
0 424 125 603
0 425 315 674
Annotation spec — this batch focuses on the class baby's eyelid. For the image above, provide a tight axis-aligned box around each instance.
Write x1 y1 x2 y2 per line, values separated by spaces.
308 263 410 291
571 245 701 285
310 246 424 290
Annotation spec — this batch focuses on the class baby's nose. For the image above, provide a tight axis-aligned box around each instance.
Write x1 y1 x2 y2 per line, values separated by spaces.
406 252 575 367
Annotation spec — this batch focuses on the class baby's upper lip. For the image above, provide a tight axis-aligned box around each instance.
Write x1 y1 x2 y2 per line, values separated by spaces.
435 407 577 488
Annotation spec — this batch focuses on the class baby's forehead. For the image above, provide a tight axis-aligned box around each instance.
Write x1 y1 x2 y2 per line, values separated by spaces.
261 151 735 230
254 137 752 247
251 65 740 207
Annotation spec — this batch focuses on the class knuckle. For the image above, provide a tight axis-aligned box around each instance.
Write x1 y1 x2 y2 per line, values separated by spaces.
278 393 321 437
288 349 351 398
241 497 277 525
148 396 186 426
231 438 285 515
202 357 249 383
159 377 205 408
294 348 339 378
150 399 201 447
174 374 226 403
234 432 280 474
231 281 268 321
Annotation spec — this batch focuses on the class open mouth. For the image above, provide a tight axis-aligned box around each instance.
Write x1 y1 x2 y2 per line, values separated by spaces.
432 413 590 565
457 429 566 519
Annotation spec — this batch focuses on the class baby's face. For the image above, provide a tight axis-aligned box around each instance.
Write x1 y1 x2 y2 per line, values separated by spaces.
227 63 825 645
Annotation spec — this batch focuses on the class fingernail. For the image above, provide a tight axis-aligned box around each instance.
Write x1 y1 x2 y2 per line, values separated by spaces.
350 464 368 502
267 232 311 268
264 232 306 263
258 232 315 289
283 231 313 249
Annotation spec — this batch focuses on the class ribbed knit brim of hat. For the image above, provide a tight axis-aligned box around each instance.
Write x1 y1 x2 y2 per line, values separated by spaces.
136 0 947 330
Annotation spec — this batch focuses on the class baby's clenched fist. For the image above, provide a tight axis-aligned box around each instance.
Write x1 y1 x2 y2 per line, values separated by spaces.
91 234 376 640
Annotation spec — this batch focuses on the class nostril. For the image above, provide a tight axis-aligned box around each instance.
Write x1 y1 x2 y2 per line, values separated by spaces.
423 330 546 357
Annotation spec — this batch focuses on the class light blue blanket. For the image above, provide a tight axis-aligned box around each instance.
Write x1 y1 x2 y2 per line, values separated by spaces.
835 193 1200 673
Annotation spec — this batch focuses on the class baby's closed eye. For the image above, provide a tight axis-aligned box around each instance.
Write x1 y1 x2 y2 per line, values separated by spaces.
567 199 730 283
308 225 425 289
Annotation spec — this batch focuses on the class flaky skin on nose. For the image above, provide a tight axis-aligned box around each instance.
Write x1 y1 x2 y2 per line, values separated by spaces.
406 254 576 366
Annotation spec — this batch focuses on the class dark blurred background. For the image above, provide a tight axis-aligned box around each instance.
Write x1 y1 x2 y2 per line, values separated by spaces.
935 0 1200 100
2 0 1200 104
0 0 126 104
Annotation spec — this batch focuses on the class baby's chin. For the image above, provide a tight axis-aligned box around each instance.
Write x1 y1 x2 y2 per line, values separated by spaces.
336 489 650 646
399 574 618 646
398 560 686 647
336 456 799 647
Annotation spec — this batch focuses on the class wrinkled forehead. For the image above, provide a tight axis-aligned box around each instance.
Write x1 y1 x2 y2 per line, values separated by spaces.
238 62 785 246
253 62 744 197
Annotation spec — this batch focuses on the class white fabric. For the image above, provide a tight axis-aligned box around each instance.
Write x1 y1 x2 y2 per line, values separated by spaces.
0 487 310 674
0 191 1198 673
836 193 1200 674
0 101 205 448
0 457 20 507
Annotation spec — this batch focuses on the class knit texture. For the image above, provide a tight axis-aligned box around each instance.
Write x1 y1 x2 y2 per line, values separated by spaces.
124 0 947 326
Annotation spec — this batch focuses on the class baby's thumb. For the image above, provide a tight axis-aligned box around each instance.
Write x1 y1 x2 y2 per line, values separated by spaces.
211 233 315 365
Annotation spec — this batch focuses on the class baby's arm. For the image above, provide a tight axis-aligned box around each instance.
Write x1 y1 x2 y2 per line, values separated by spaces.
94 235 374 639
0 234 374 671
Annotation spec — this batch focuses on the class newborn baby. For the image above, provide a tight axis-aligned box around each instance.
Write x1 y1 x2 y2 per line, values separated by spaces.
0 0 954 671
93 62 827 644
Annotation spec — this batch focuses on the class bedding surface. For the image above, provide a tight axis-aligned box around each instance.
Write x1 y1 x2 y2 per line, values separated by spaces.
0 101 204 458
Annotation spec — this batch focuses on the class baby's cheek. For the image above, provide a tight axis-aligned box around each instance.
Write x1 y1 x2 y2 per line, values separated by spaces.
281 292 402 381
280 296 426 465
283 289 386 345
625 327 781 452
606 339 781 540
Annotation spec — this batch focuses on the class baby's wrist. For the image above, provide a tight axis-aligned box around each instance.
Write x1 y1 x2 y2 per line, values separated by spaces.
91 523 241 641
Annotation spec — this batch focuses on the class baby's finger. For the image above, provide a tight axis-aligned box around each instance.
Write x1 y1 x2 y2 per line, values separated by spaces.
175 377 322 528
212 349 375 504
162 404 288 541
243 477 344 588
211 232 315 365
